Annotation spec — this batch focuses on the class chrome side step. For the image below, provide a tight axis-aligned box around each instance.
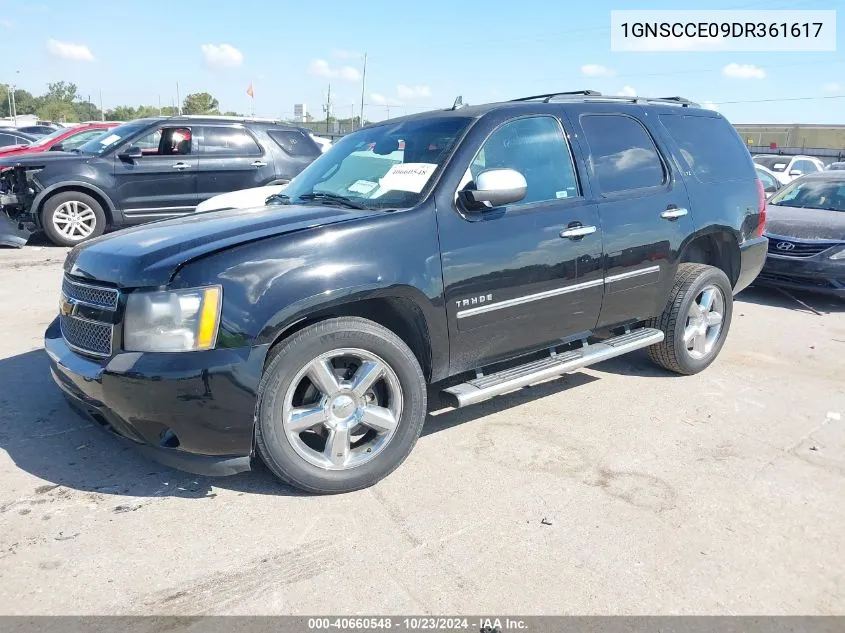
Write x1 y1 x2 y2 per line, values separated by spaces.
441 327 664 408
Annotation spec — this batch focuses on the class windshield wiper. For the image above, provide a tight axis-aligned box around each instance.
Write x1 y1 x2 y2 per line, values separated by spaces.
265 192 292 205
296 192 368 210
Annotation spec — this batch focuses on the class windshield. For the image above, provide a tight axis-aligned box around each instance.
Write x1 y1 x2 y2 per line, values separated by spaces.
77 121 150 155
31 128 69 147
754 156 789 172
769 178 845 211
280 116 473 210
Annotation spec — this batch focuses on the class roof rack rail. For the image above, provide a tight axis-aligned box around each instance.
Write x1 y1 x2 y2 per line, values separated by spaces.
509 91 699 107
511 90 602 103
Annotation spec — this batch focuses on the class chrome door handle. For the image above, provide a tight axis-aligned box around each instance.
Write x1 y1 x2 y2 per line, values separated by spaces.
251 160 268 167
560 225 597 239
660 207 688 220
172 162 191 170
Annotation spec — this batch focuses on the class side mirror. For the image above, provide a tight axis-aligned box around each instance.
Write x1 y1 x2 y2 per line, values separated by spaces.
459 168 527 210
789 169 802 177
50 142 64 152
118 145 143 162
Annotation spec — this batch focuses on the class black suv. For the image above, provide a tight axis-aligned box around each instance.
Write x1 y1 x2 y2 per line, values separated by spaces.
45 91 768 493
0 116 321 247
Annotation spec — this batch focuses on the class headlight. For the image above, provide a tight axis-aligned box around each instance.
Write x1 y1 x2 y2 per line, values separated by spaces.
830 248 845 260
124 286 222 352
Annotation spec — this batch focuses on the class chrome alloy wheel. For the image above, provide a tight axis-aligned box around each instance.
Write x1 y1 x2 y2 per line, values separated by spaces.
52 200 97 240
282 348 403 470
684 285 725 360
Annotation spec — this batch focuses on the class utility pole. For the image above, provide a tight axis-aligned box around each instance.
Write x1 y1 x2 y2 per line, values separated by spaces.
323 83 332 135
5 86 12 124
10 85 16 125
359 53 367 130
385 104 391 119
99 90 104 121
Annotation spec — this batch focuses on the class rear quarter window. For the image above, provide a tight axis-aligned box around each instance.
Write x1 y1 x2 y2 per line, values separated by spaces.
660 114 754 183
268 129 321 158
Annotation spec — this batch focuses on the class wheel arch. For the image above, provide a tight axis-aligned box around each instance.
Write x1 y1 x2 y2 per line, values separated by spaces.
258 287 440 383
678 228 741 288
34 182 117 228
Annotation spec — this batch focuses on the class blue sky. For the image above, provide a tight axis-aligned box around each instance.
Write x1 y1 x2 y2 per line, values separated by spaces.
1 0 842 123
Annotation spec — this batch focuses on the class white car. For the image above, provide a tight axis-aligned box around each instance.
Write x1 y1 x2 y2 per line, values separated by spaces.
195 184 287 213
310 134 332 153
755 164 783 198
753 154 825 185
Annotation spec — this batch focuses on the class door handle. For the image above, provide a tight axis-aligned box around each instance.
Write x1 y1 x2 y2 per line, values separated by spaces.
251 160 268 167
560 225 597 239
172 162 191 170
660 207 688 220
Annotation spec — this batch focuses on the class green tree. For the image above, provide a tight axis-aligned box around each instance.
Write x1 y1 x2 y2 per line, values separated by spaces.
105 105 139 121
74 100 102 122
45 81 78 103
38 100 78 123
0 87 39 117
182 92 219 115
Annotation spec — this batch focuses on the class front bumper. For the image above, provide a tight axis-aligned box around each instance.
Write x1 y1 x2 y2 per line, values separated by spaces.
757 254 845 297
734 236 768 294
44 317 266 476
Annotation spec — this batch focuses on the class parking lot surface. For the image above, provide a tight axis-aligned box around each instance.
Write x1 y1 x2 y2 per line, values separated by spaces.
0 243 844 615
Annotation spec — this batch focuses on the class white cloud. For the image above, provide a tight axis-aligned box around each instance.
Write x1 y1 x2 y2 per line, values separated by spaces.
0 19 13 29
201 44 244 69
332 48 361 60
309 59 360 81
581 64 615 77
617 85 637 97
701 101 719 111
370 93 402 107
823 82 842 94
396 84 431 99
46 39 95 61
722 63 765 79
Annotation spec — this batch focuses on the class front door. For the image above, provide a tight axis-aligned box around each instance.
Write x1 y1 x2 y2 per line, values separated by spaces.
113 125 198 222
436 113 604 374
568 107 694 327
196 125 276 205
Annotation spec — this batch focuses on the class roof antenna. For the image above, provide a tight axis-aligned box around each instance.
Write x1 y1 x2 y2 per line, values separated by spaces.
450 95 465 110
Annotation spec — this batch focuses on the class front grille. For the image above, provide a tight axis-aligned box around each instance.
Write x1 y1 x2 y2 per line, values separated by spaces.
62 276 119 309
60 315 113 357
766 239 839 258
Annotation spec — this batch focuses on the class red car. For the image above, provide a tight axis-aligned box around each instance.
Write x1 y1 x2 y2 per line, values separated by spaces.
0 123 118 158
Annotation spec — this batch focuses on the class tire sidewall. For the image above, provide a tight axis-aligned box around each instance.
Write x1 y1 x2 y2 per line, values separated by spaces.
671 268 733 374
258 321 426 493
42 191 106 247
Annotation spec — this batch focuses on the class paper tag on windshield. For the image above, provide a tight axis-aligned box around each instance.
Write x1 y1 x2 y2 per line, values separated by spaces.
99 134 120 146
378 163 438 193
348 179 378 195
774 163 787 170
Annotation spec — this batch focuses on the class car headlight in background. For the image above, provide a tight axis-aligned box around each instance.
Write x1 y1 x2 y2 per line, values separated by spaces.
124 286 221 352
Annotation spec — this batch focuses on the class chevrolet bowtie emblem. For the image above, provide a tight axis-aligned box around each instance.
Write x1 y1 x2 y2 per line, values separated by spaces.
59 295 76 317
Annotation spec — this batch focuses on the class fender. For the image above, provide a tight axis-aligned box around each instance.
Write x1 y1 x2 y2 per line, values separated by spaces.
32 180 123 225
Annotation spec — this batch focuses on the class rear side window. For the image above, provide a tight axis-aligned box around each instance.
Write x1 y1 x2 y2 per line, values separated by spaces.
199 126 262 156
660 114 753 183
580 114 665 194
268 129 321 157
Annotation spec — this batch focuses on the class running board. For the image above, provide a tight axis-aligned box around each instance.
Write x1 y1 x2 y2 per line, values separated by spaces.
441 328 664 408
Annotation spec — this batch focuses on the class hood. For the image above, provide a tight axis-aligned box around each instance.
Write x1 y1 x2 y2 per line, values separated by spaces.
0 144 41 157
0 150 84 168
195 185 286 214
765 204 845 241
64 204 378 287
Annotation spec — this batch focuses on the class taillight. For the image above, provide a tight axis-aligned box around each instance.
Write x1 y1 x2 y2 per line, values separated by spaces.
755 178 767 237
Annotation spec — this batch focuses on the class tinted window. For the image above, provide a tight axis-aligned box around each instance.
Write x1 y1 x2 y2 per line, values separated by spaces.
199 126 261 155
62 129 109 150
581 114 665 194
467 116 579 205
133 127 192 156
769 178 845 212
268 130 321 157
660 114 753 183
0 133 19 147
755 167 778 191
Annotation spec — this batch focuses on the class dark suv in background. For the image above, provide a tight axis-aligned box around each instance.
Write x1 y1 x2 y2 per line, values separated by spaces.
0 116 321 246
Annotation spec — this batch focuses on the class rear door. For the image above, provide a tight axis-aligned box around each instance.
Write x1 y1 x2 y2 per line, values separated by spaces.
196 125 275 204
567 106 694 327
113 125 199 221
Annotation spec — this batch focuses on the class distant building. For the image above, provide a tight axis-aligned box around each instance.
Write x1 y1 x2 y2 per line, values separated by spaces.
294 104 307 122
0 114 39 128
734 124 845 150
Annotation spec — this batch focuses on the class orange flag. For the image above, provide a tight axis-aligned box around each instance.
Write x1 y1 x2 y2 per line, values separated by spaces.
246 83 254 98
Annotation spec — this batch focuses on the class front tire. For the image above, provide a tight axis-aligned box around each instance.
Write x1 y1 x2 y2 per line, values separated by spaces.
41 191 106 247
256 317 427 494
647 263 733 375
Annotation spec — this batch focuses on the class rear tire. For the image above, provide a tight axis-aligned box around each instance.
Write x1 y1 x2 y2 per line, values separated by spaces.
41 191 106 247
255 317 427 494
647 263 733 375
